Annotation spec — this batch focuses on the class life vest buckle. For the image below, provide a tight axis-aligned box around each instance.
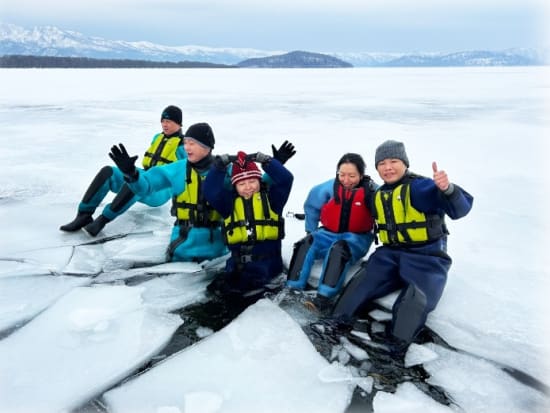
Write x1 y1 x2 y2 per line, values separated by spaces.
239 254 253 263
177 220 192 228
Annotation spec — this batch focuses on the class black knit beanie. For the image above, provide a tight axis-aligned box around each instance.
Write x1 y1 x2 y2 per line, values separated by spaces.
160 105 182 126
375 140 409 167
184 122 215 149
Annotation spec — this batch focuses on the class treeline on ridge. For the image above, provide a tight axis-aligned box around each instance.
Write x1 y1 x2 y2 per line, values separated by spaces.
0 55 236 68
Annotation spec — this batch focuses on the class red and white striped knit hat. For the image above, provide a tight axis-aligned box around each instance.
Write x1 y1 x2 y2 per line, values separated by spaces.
231 151 262 185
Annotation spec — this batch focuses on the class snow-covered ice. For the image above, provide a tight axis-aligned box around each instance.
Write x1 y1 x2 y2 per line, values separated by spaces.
0 285 182 412
103 299 351 413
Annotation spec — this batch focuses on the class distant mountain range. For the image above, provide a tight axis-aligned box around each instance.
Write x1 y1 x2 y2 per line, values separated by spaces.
1 22 548 67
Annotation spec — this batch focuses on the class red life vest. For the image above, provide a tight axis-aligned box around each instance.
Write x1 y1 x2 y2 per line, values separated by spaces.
320 182 374 233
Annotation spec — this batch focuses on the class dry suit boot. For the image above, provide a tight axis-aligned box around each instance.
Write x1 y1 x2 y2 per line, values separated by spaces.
304 294 332 314
60 212 93 232
83 215 110 237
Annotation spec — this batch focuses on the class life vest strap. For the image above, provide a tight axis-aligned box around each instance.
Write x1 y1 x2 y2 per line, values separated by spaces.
143 151 172 166
232 250 279 264
175 219 221 228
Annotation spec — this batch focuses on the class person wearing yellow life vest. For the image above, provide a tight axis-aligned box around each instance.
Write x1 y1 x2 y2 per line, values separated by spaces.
60 105 186 236
109 122 227 262
331 140 473 358
203 150 293 298
286 153 377 311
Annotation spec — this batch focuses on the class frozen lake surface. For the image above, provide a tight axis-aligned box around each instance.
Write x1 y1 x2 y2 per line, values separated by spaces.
0 67 549 412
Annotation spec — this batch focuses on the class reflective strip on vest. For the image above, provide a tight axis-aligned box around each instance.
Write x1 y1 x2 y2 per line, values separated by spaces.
142 134 181 169
223 192 283 245
374 183 444 245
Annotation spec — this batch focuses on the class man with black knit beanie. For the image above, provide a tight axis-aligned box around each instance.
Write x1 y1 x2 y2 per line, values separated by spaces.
108 122 227 262
109 123 297 263
60 105 186 236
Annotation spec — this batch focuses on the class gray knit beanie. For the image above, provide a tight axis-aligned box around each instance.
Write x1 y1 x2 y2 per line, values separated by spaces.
375 140 409 167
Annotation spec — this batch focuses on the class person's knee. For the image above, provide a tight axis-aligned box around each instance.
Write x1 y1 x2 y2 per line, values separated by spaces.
330 240 351 260
320 240 351 288
287 234 314 282
109 184 136 213
81 166 114 204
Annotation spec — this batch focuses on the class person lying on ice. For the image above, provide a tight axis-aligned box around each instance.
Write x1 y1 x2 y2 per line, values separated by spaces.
330 140 473 358
60 105 186 236
286 153 377 312
203 150 294 299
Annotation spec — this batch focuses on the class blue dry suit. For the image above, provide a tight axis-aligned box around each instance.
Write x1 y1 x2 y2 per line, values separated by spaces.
286 178 376 298
204 158 293 294
333 171 474 345
79 131 186 220
127 155 227 262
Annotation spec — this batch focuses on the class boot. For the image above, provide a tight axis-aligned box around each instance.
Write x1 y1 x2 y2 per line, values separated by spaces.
83 215 110 237
60 212 93 232
304 294 332 314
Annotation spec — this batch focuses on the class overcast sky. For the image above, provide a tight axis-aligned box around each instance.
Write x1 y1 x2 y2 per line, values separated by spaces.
2 0 548 52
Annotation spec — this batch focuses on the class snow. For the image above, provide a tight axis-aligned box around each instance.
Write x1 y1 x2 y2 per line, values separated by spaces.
0 67 549 413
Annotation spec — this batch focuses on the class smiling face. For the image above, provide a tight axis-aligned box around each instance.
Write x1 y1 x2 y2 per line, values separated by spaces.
235 178 261 199
337 162 361 190
376 158 408 184
183 138 210 163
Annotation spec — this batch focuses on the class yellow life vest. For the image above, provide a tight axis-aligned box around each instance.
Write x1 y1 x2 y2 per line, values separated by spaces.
173 165 222 227
374 180 446 246
142 133 182 169
223 191 284 245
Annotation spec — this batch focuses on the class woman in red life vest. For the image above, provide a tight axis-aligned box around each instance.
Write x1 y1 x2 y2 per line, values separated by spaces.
286 153 377 311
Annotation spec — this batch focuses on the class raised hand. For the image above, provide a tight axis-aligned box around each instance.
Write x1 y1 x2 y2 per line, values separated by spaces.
243 152 270 164
214 154 236 170
271 140 296 164
432 161 450 192
109 144 138 179
254 151 272 164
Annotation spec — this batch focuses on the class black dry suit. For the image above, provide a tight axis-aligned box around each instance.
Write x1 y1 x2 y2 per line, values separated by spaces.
333 171 473 348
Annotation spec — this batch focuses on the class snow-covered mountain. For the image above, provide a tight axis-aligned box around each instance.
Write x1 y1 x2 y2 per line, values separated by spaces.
332 49 549 67
1 22 548 67
0 23 282 65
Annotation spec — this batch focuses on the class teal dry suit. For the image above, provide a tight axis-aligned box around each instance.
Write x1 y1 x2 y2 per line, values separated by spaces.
78 131 186 220
127 154 227 262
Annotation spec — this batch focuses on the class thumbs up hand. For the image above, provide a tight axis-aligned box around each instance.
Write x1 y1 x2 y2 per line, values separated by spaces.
432 161 450 192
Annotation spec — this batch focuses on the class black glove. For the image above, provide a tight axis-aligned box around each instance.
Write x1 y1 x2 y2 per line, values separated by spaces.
272 140 296 164
254 151 272 165
214 154 232 170
109 143 138 181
